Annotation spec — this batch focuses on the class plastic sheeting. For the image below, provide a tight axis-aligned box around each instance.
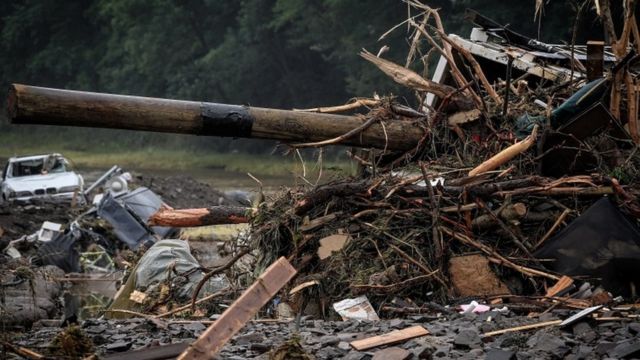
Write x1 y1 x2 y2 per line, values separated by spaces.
135 239 227 299
535 198 640 296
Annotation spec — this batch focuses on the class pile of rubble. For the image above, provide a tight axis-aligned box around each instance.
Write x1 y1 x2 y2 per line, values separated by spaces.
3 2 640 359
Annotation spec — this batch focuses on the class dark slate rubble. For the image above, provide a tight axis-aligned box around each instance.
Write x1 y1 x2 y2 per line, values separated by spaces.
6 308 640 359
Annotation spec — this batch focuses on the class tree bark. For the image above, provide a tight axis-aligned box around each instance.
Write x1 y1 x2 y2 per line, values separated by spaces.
148 206 249 227
8 84 426 151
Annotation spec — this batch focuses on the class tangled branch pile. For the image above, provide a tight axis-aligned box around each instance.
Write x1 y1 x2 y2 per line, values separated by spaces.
249 1 640 315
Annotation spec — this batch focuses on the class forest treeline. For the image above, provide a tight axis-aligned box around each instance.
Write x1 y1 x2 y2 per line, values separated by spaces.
0 0 614 153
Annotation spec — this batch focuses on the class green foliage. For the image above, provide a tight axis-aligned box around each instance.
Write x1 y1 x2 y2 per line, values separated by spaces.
0 0 612 154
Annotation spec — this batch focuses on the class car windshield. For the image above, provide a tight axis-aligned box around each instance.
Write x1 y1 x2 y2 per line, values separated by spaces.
10 156 68 178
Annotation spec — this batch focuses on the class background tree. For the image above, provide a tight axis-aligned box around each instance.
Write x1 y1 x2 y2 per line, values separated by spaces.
0 0 625 154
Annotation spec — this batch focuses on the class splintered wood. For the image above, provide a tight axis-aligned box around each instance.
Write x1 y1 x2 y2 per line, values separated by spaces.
178 257 297 360
350 326 430 351
148 206 250 227
545 276 574 297
449 254 511 297
468 125 538 176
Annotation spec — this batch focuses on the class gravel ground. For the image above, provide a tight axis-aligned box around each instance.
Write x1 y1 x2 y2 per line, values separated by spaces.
7 309 640 359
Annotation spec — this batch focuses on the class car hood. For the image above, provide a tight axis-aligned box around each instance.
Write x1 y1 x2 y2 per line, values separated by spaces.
3 172 81 192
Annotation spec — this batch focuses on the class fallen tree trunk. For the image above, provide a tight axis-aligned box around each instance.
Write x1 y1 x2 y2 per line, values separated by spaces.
148 206 250 227
8 84 426 151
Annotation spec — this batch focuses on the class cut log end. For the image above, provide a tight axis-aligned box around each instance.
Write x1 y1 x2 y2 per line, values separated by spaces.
6 84 19 121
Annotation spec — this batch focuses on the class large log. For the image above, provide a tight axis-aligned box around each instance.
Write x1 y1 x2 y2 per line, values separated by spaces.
148 206 249 227
7 84 426 151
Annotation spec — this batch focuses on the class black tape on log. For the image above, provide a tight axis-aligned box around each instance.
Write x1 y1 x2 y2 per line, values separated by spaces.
200 103 254 137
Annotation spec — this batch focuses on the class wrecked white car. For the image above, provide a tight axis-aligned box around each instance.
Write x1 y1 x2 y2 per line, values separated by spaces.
0 154 84 203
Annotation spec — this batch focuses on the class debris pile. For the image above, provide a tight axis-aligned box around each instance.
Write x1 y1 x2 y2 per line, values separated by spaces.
3 1 640 359
248 3 640 317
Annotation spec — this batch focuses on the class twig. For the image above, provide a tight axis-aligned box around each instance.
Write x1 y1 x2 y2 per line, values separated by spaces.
350 273 438 293
159 287 231 318
534 209 572 249
1 341 44 360
483 320 562 337
190 248 250 311
294 99 380 113
475 198 533 258
104 309 153 318
419 162 442 261
409 19 483 109
389 243 433 276
469 125 539 176
431 26 502 105
290 115 379 148
439 226 559 280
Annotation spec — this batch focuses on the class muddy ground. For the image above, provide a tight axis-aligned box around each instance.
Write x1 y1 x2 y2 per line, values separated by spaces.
0 174 244 246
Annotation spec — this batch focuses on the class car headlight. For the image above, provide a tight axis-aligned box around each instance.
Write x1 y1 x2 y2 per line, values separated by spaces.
59 186 80 193
10 191 32 198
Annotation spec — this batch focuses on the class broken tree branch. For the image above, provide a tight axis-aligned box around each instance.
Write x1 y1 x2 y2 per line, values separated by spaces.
190 248 251 311
432 26 503 105
468 125 539 176
148 206 250 227
294 98 380 113
359 49 458 100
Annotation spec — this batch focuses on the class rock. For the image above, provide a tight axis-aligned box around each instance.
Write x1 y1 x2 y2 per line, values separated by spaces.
389 319 406 329
433 345 451 358
595 341 616 356
372 346 411 360
478 311 502 322
344 351 367 360
111 333 129 340
628 322 640 335
538 313 558 322
338 341 352 351
609 341 640 358
249 343 272 354
315 346 345 360
527 332 569 358
106 340 132 352
400 339 421 349
486 348 516 360
184 321 207 333
453 329 481 349
572 345 593 359
319 335 340 346
85 325 106 334
571 321 597 343
338 332 361 342
412 344 435 359
515 351 533 359
235 331 264 345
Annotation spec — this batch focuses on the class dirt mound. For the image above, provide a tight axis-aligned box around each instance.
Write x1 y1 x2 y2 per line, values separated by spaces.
133 174 243 208
0 202 77 249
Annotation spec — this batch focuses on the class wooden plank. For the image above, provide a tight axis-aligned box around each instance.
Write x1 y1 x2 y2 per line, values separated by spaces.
586 41 605 81
178 257 297 360
545 275 574 297
350 325 429 351
483 320 562 337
